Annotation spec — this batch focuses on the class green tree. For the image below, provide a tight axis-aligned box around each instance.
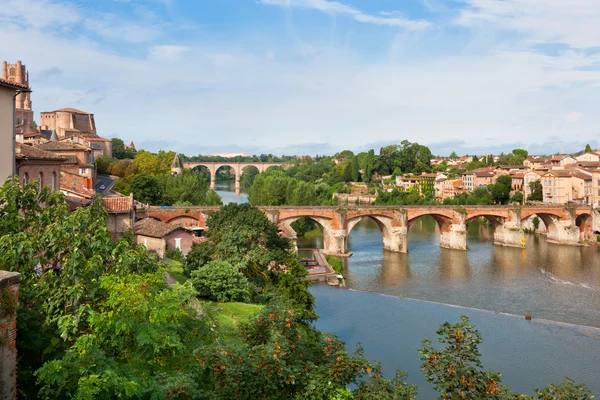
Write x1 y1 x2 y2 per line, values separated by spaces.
449 151 459 159
241 166 260 189
190 260 251 302
95 155 114 175
352 156 360 182
528 181 543 201
584 144 593 153
490 175 512 204
159 169 222 206
130 174 162 204
111 138 127 159
510 191 524 204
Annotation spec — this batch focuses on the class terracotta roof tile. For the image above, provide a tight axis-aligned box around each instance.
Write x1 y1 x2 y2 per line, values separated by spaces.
37 141 90 151
0 78 30 90
15 143 66 161
102 196 133 213
44 108 91 114
134 218 183 238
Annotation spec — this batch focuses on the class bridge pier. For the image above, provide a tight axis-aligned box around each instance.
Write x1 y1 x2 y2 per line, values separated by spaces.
494 223 525 248
546 220 581 246
383 227 408 253
323 229 351 257
234 174 241 196
440 223 467 251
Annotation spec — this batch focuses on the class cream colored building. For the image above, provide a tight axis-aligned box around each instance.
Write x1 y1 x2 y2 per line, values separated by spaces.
0 78 30 183
540 170 590 204
575 152 600 163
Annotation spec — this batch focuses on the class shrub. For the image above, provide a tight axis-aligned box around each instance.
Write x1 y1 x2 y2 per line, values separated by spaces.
190 260 250 302
165 247 184 263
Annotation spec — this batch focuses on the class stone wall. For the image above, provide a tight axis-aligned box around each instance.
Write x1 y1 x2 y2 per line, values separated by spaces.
0 271 20 400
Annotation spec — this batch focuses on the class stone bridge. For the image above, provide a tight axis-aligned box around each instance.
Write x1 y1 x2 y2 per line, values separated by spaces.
183 162 286 192
141 205 598 257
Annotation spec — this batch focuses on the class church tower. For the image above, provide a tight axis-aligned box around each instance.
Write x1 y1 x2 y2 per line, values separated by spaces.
170 153 183 176
2 60 34 132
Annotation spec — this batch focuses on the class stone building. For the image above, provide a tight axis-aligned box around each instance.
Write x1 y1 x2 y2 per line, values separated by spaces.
1 77 31 183
103 195 136 239
15 143 65 191
39 108 97 139
1 61 34 133
134 218 194 258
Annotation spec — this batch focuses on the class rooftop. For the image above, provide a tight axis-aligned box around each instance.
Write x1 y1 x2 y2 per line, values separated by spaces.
134 218 184 238
0 78 30 91
43 107 92 114
15 143 66 161
37 141 91 151
102 196 134 213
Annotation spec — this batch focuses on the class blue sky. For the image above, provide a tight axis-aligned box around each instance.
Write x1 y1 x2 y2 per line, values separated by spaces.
1 0 600 156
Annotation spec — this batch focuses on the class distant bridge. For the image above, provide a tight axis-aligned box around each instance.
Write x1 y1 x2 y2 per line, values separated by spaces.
183 162 287 191
141 205 598 256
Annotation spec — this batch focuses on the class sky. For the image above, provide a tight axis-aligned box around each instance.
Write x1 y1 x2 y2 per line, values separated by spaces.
1 0 600 157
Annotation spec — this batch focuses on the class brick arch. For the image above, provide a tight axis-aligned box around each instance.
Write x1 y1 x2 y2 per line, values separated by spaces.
575 213 593 239
166 215 201 227
407 213 453 233
521 213 559 236
466 214 504 229
279 215 332 250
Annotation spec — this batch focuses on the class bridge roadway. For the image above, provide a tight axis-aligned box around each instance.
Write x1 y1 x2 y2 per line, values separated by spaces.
142 205 599 256
182 161 287 192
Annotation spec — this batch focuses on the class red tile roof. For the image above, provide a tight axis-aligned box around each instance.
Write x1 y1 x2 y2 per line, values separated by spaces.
15 143 66 161
134 218 184 238
102 196 133 213
0 78 30 91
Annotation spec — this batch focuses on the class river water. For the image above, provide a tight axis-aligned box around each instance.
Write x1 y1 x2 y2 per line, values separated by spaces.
216 183 600 396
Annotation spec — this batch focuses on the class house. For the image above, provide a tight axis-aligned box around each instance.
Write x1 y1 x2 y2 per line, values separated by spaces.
540 170 590 204
462 168 495 191
523 171 542 200
134 218 194 258
575 152 600 163
103 194 136 239
396 176 420 191
0 78 31 182
15 143 65 191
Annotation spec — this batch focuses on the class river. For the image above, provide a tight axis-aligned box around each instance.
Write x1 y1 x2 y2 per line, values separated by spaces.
215 182 600 396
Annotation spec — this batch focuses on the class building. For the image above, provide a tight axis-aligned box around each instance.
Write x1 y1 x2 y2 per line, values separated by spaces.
396 176 420 191
39 108 97 139
419 173 437 195
540 170 590 204
37 141 95 183
134 218 194 258
1 61 34 133
0 77 31 182
461 168 496 191
103 195 136 239
576 152 600 163
15 143 65 191
523 171 542 200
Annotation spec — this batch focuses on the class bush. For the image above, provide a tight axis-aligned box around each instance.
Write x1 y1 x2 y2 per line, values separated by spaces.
165 247 184 263
190 260 250 302
184 241 216 276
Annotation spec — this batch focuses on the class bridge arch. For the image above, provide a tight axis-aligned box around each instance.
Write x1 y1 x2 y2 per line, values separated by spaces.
279 215 332 251
347 214 396 252
520 213 559 237
166 215 201 227
575 213 593 241
408 213 453 233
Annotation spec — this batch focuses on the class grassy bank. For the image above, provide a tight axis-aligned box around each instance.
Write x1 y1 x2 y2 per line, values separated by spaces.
164 260 187 284
325 254 343 274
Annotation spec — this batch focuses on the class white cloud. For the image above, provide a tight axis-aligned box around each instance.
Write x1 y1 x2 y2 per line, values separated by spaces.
259 0 430 30
456 0 600 48
564 112 583 122
148 45 189 61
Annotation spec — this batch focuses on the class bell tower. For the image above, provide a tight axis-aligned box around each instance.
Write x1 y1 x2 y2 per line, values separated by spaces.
2 60 34 132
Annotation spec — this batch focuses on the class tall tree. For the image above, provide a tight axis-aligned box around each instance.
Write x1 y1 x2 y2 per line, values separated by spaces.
585 143 593 153
528 180 543 201
351 156 360 182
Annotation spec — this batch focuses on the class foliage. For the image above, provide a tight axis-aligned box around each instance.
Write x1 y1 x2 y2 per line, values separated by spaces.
111 138 136 159
326 254 344 274
532 216 540 231
352 156 361 182
165 246 184 263
291 216 320 237
0 178 159 396
160 169 222 206
584 144 593 153
449 151 459 159
241 165 260 189
420 315 512 399
36 272 212 399
510 191 524 204
248 169 333 206
95 155 114 175
133 149 175 175
528 181 543 201
184 241 216 276
190 260 251 302
490 175 512 204
130 173 162 204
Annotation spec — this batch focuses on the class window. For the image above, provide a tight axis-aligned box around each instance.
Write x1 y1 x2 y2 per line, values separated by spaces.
38 172 43 192
80 168 88 175
51 172 56 191
174 238 182 250
22 172 29 186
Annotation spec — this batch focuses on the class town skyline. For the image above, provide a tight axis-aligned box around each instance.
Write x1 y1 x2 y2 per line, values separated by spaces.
1 0 599 156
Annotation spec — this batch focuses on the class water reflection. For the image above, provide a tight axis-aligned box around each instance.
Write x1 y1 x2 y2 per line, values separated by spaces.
301 216 600 327
214 181 248 204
